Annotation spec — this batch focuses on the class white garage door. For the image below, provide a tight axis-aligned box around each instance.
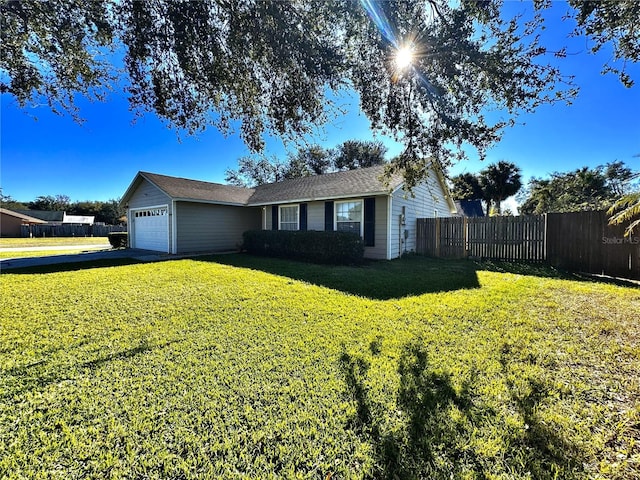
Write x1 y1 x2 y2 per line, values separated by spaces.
132 206 169 252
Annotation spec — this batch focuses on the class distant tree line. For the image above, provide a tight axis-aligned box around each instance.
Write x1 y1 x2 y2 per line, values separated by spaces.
449 160 638 218
518 161 638 215
0 190 125 225
225 140 388 187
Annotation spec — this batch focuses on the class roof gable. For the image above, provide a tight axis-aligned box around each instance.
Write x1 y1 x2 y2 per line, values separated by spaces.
121 172 256 206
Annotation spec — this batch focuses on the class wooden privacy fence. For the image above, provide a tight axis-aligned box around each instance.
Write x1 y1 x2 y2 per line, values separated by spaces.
417 216 546 262
467 216 546 261
417 212 640 279
546 211 639 280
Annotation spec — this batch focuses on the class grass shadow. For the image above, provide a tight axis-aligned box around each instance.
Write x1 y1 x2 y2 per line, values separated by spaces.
476 259 640 288
340 341 486 479
339 339 586 479
202 253 481 300
2 339 178 401
499 343 586 478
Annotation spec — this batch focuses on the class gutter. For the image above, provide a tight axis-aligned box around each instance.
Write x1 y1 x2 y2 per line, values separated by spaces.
247 190 394 207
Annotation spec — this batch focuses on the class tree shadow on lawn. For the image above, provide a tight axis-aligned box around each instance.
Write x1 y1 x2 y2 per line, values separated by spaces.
339 339 586 479
2 339 179 402
203 254 482 300
476 259 640 288
205 253 638 301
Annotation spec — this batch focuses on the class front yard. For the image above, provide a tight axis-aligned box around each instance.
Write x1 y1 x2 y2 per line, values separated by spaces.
0 255 638 479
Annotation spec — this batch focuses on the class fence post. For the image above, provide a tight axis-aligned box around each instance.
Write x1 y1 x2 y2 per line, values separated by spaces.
543 213 548 262
463 217 469 258
435 217 441 257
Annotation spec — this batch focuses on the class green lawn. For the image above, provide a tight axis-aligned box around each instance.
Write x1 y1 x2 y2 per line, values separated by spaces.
0 237 109 248
1 255 638 479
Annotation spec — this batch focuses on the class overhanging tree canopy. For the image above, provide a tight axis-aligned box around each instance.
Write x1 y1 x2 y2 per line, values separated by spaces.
1 1 635 186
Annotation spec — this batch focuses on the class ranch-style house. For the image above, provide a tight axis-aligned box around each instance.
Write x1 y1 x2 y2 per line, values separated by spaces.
120 164 456 260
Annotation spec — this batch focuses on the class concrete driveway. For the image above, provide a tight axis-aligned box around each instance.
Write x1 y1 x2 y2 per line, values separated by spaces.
0 248 168 271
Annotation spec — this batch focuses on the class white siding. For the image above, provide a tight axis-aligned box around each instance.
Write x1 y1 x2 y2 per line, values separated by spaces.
176 202 261 253
390 172 453 258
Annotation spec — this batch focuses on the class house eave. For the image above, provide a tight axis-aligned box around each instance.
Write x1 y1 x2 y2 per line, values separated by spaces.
248 190 392 206
172 197 248 207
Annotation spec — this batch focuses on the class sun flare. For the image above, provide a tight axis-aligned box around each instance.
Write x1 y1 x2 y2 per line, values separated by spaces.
395 45 414 70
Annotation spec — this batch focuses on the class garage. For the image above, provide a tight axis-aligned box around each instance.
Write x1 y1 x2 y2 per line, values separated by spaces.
121 172 268 254
131 206 169 252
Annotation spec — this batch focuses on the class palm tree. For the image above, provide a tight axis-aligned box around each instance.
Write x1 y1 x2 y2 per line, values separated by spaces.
608 192 640 237
450 173 485 201
479 161 522 215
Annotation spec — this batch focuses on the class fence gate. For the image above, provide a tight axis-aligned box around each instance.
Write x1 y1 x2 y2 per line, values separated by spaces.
416 217 466 258
466 216 546 262
416 216 545 262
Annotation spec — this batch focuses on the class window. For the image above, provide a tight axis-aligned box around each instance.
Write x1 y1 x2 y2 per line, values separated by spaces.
279 205 299 231
335 200 363 235
134 208 167 218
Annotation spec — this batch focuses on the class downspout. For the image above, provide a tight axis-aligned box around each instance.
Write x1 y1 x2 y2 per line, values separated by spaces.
399 220 402 257
387 194 393 260
171 200 177 254
126 206 132 248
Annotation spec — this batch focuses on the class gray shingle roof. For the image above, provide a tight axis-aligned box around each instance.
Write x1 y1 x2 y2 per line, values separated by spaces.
14 210 64 222
248 165 403 205
133 166 404 206
140 172 255 205
1 208 48 223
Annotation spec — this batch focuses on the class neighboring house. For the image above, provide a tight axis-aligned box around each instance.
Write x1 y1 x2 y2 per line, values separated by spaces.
454 200 485 217
0 208 47 237
14 210 95 225
62 213 95 225
15 210 64 224
120 164 457 259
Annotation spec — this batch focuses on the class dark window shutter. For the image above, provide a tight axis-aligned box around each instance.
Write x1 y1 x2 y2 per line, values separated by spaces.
300 204 307 231
324 201 334 231
364 197 375 246
272 205 278 230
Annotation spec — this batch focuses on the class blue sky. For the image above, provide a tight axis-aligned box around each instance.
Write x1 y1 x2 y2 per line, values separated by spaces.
1 1 638 205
